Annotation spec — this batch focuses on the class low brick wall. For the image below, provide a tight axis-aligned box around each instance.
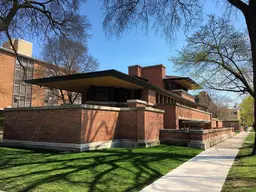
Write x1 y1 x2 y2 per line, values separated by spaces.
212 119 223 129
157 103 212 130
3 104 164 151
160 127 234 149
223 121 242 132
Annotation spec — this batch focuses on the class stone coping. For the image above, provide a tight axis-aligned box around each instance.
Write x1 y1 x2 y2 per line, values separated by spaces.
171 89 195 98
180 118 211 123
212 118 223 121
157 103 211 115
176 103 212 115
86 101 126 105
4 104 165 113
160 127 234 134
127 99 147 104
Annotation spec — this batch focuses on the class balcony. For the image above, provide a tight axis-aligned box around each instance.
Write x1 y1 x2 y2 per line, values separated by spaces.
171 90 195 102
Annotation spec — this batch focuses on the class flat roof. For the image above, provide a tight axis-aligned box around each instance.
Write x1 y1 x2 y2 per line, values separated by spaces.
25 69 199 106
164 76 201 90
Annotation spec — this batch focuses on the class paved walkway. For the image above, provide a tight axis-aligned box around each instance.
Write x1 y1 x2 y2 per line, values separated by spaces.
141 131 250 192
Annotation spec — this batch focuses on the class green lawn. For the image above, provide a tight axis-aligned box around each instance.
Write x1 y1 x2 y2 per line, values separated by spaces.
0 145 202 192
222 131 256 192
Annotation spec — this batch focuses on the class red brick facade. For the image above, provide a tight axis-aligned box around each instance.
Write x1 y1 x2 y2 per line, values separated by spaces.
157 104 212 130
0 51 16 108
4 108 82 143
160 128 234 149
3 105 164 150
1 42 238 151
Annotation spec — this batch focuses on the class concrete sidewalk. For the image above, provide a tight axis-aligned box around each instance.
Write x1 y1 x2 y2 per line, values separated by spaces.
141 131 250 192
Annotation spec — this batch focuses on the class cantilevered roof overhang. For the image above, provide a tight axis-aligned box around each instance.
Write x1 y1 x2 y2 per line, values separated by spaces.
25 69 200 106
25 70 144 93
164 76 201 90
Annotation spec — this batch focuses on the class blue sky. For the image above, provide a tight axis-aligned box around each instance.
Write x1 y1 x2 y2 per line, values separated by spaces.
29 1 246 77
17 1 246 105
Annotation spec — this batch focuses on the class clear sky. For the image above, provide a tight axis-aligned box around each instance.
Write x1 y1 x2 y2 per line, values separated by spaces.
27 0 246 105
29 1 246 77
20 1 247 105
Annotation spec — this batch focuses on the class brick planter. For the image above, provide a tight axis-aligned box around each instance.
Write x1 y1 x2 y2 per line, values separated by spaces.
160 127 234 149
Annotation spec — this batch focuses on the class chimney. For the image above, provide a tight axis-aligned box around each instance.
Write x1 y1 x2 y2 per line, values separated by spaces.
2 39 33 57
142 64 166 88
128 65 143 77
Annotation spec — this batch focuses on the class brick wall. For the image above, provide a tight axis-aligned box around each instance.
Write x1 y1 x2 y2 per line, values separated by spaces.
171 90 195 102
160 128 234 149
118 110 138 140
32 62 52 107
144 111 163 140
128 65 142 77
157 104 211 129
142 65 165 88
3 105 164 148
212 119 217 128
176 105 211 122
81 109 119 143
223 121 242 131
141 89 156 105
4 108 82 143
156 104 178 129
0 51 16 108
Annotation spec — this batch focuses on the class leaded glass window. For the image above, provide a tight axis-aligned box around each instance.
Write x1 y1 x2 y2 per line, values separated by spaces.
12 57 34 107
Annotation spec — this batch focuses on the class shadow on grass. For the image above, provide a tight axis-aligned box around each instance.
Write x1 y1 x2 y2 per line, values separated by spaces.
0 145 201 192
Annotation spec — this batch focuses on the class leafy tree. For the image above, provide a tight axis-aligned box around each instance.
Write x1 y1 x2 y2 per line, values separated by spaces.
41 37 99 104
239 96 254 126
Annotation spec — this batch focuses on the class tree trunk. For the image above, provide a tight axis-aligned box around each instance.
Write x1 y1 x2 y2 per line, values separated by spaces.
253 123 256 155
245 13 256 155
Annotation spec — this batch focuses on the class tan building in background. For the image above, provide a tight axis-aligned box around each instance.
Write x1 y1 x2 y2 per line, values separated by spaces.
221 108 240 120
221 108 242 131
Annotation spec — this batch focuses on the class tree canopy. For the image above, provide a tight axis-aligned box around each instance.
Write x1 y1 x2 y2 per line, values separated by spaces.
171 15 253 96
41 37 99 104
239 96 254 126
0 0 89 46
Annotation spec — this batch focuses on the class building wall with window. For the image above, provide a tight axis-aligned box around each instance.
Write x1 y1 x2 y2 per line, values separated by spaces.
221 108 240 121
0 40 82 109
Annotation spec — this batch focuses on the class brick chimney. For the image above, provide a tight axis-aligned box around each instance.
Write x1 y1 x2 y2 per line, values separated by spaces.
142 64 166 88
128 65 143 77
2 39 33 57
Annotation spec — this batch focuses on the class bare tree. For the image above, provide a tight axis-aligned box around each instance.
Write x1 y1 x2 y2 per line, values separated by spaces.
0 0 90 70
102 0 256 155
171 15 256 152
196 90 232 119
41 36 99 104
103 0 203 40
171 16 252 94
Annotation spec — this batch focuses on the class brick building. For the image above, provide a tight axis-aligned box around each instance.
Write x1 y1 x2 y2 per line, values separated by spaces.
0 39 80 110
220 108 242 131
1 40 236 151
